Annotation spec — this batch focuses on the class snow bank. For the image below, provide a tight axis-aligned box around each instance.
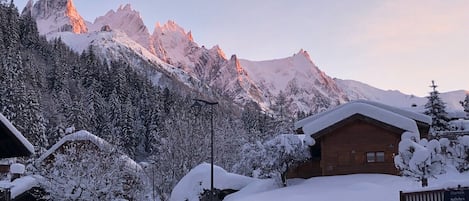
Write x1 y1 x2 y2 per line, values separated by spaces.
227 174 419 201
170 163 256 201
0 175 40 198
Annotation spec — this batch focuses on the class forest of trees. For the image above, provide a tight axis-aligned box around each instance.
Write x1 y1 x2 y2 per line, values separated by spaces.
0 2 297 200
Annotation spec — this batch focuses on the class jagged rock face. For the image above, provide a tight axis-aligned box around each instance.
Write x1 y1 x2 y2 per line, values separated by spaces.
240 50 349 114
90 4 155 54
24 0 87 34
151 21 199 67
150 22 266 107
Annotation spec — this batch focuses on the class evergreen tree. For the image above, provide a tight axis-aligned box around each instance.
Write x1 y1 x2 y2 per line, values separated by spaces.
424 81 450 133
460 94 469 119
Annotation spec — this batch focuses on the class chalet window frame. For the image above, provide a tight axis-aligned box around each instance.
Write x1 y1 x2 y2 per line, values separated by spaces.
366 151 385 163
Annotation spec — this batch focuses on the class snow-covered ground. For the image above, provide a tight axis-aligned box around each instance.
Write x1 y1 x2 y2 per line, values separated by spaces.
172 164 469 201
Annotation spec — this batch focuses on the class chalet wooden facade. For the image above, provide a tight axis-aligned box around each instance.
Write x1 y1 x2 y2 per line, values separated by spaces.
288 100 431 178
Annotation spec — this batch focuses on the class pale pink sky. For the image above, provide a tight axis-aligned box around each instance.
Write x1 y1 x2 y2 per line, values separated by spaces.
15 0 469 96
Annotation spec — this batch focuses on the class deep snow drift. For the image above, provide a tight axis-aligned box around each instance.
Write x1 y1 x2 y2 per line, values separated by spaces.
172 163 469 201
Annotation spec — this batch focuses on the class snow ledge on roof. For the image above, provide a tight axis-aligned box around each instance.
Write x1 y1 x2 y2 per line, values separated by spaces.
302 102 420 139
295 100 431 130
37 130 112 163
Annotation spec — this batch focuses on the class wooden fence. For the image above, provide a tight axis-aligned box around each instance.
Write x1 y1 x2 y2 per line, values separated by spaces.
400 186 469 201
400 189 445 201
0 187 10 201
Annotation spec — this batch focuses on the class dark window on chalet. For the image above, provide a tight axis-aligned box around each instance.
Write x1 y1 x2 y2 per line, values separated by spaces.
310 141 321 160
366 152 385 163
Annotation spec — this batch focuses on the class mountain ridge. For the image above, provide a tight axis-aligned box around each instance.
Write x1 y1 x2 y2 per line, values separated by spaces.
22 0 468 116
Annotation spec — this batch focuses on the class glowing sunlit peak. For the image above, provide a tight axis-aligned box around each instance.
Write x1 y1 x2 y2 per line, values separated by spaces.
65 0 87 33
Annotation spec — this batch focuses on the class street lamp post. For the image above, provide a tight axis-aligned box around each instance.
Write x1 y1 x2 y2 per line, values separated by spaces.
191 98 218 201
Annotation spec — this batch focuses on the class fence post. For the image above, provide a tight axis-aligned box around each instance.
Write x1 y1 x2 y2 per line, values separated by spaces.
399 191 404 201
1 188 12 201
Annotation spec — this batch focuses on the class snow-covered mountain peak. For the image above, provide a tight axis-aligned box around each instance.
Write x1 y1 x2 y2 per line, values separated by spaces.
89 4 154 54
25 0 87 34
151 20 199 65
153 20 194 43
155 20 185 33
209 45 227 60
239 51 347 113
295 49 313 62
118 3 133 11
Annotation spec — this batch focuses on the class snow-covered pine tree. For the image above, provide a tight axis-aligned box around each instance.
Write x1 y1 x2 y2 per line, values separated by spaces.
460 94 469 119
424 80 450 133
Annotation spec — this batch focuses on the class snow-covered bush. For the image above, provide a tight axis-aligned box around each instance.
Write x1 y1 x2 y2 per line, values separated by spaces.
449 119 469 131
448 136 469 172
232 134 311 186
170 163 255 201
394 132 444 183
461 94 469 119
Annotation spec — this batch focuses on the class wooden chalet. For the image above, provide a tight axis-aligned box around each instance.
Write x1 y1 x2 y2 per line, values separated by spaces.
287 100 431 178
0 113 38 201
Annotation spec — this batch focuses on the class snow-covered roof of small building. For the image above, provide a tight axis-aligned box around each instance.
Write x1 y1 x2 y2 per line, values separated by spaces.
0 113 34 158
37 130 141 170
0 175 40 199
298 101 421 139
295 100 431 131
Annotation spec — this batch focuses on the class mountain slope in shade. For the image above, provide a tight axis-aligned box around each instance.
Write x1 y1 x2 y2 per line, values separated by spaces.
45 30 211 94
22 0 87 34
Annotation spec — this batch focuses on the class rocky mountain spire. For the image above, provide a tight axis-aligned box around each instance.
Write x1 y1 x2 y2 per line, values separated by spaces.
25 0 87 34
90 4 155 54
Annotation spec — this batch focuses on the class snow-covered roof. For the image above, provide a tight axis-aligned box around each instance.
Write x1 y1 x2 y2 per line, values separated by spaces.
37 131 141 171
295 100 431 131
355 100 431 124
0 113 34 157
38 130 112 163
299 101 420 139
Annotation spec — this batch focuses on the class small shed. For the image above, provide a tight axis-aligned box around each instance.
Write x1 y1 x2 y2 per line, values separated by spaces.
288 100 431 178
